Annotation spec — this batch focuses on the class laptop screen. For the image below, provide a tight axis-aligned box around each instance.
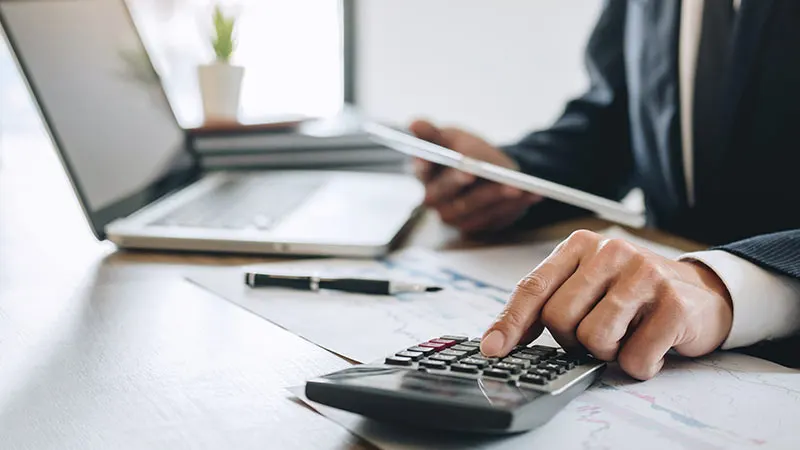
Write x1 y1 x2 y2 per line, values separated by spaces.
0 0 197 237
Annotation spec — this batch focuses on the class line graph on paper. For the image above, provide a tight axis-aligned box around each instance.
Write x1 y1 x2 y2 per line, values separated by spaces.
538 353 800 450
188 247 800 449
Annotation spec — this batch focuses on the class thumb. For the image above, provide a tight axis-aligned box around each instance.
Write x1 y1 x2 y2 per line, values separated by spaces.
409 119 450 147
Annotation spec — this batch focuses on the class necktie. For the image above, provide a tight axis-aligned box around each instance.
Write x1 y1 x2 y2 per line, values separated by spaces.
693 0 735 203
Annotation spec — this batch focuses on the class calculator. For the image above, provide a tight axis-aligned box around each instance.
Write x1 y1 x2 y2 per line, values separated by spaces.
305 335 605 433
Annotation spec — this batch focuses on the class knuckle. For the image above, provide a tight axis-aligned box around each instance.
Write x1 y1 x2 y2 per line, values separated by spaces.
604 292 633 315
636 260 671 283
576 325 618 361
599 238 637 258
566 229 599 247
495 305 529 331
515 270 551 298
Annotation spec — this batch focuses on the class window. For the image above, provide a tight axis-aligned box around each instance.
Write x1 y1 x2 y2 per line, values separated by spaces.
125 0 345 127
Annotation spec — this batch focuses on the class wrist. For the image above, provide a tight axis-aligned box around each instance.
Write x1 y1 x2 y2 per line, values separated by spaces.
684 260 733 305
682 260 734 347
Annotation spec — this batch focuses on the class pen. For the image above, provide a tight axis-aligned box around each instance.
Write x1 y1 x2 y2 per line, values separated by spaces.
244 273 443 295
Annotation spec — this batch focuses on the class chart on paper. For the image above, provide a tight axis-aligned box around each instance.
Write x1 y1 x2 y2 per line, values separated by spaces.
296 352 800 450
186 248 554 364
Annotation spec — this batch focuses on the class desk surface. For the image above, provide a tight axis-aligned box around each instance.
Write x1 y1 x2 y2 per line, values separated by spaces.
0 135 703 449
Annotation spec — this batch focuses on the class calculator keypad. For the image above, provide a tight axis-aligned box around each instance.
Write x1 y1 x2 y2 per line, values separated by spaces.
383 336 597 391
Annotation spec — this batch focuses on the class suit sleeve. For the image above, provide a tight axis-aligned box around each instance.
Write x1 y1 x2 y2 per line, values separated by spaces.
715 229 800 368
504 0 635 227
716 229 800 280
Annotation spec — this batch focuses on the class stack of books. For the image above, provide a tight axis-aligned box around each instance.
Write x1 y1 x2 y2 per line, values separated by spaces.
187 112 408 173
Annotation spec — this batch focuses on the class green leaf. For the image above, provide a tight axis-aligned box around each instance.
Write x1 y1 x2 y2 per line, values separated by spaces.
211 4 237 62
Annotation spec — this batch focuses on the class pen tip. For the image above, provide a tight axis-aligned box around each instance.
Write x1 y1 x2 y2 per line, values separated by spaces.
426 286 443 293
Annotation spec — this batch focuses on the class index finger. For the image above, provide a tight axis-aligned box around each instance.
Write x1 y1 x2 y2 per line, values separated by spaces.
480 231 595 357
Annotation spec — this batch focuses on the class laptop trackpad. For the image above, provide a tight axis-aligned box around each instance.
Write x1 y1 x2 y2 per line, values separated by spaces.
270 176 420 245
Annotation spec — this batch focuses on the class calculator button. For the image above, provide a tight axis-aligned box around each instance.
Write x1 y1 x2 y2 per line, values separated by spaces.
407 346 436 355
419 341 447 350
528 345 558 356
541 363 567 374
502 357 531 369
567 354 594 365
429 338 457 348
493 362 522 374
471 356 499 364
519 374 547 385
528 368 555 380
483 368 512 379
450 363 480 374
439 335 468 343
458 341 481 348
460 358 490 369
551 358 576 370
385 356 412 366
451 345 479 354
518 348 546 356
511 353 541 363
419 360 448 369
430 354 459 364
440 349 468 358
396 351 424 361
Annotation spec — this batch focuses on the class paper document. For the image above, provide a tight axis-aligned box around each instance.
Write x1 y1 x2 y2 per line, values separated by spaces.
290 351 800 449
184 227 683 364
186 247 558 364
187 228 800 449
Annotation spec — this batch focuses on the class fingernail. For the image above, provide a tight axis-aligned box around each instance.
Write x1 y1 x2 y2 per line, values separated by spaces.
481 330 506 356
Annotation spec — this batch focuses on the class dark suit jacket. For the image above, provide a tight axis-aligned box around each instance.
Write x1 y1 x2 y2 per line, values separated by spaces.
503 0 800 365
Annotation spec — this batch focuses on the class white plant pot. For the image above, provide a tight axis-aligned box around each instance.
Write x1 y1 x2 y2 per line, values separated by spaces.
198 63 244 123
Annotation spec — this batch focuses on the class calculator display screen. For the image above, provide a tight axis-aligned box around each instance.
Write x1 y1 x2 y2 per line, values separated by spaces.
323 367 542 409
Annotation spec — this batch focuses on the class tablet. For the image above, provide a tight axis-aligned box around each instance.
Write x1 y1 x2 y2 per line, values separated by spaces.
363 122 646 228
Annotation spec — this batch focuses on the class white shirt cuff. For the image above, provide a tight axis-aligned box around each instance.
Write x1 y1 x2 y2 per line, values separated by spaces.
680 250 800 349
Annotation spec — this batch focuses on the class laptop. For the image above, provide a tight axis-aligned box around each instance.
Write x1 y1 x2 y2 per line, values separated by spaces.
0 0 422 258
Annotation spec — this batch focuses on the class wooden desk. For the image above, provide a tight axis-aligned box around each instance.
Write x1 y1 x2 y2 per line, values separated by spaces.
0 136 703 449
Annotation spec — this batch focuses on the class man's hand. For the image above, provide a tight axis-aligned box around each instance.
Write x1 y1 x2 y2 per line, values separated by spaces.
480 230 734 380
409 120 542 234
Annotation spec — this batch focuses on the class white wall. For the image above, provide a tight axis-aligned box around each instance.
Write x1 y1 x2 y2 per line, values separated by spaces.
355 1 602 144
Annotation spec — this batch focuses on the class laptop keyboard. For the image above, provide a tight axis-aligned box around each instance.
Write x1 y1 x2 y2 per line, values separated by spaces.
151 176 325 231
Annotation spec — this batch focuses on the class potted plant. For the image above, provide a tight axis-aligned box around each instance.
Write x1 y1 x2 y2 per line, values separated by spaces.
198 5 243 124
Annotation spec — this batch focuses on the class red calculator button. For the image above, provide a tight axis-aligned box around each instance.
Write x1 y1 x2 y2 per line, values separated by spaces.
418 341 447 349
429 338 457 348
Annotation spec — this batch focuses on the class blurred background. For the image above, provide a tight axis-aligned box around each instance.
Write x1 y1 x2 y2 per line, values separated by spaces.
1 0 600 154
